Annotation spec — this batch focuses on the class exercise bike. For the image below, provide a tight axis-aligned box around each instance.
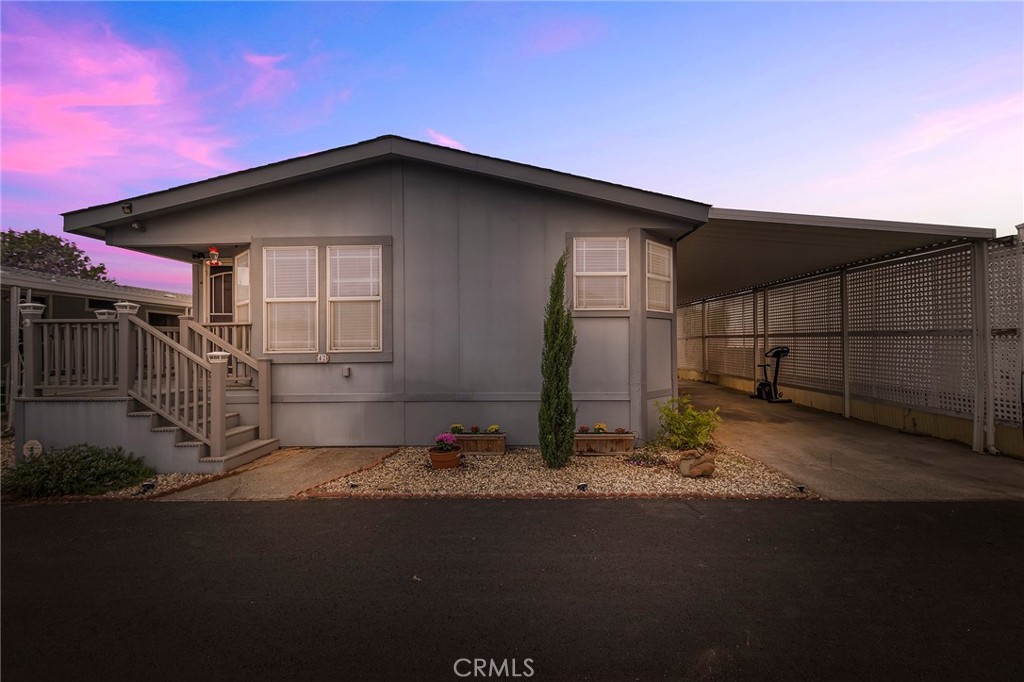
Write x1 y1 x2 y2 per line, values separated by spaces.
750 346 793 403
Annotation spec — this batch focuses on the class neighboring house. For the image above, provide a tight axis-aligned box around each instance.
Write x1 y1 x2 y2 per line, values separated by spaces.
2 266 191 422
12 135 1008 471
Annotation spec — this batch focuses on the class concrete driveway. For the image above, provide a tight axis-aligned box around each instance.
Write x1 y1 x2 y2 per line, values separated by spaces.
682 380 1024 501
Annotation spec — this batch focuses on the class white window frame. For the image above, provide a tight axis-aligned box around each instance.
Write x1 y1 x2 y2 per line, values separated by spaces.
263 246 318 353
573 236 630 311
327 244 383 353
646 240 673 313
234 250 251 324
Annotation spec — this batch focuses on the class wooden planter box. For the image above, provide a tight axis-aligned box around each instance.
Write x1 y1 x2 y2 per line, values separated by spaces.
455 433 506 455
573 433 634 456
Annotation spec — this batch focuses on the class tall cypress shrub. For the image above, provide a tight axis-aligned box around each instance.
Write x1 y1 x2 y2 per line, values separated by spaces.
538 250 577 468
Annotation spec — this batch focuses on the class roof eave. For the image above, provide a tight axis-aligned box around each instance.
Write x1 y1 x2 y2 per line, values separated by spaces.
708 207 997 240
63 136 710 237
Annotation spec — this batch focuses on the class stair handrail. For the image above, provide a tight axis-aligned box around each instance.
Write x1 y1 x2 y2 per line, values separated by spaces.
183 320 257 370
127 315 228 457
182 320 272 440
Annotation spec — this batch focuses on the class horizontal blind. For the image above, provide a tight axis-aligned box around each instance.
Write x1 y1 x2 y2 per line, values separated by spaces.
328 245 382 352
265 246 317 352
575 237 628 310
646 241 673 313
265 247 316 299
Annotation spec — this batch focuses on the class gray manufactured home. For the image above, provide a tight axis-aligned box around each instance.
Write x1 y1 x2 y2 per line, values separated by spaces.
12 135 1016 471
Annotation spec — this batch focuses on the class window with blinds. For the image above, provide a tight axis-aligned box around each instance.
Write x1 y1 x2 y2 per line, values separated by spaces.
573 236 629 310
264 246 317 352
235 250 250 323
646 241 673 313
328 245 382 352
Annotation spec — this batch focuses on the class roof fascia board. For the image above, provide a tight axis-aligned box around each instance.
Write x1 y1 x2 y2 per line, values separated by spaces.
64 138 397 232
708 207 996 240
389 139 710 223
64 136 710 234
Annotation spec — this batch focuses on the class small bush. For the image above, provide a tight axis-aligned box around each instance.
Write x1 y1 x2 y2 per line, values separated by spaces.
1 444 155 498
656 396 722 450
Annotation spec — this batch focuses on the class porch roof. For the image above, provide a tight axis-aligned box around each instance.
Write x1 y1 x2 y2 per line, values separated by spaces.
676 208 997 303
63 135 710 238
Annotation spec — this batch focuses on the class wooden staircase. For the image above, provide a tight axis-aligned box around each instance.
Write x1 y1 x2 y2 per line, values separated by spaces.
128 404 277 473
17 308 278 473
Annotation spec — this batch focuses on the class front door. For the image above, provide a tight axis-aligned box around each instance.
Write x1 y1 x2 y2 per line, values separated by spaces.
208 266 233 323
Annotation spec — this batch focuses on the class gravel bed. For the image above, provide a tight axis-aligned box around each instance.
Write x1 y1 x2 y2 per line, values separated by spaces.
316 440 818 499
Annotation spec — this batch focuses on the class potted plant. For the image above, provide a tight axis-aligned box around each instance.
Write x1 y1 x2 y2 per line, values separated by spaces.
429 433 462 469
574 424 635 456
454 423 506 454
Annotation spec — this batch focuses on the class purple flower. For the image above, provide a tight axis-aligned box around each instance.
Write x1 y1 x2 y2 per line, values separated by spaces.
435 432 458 451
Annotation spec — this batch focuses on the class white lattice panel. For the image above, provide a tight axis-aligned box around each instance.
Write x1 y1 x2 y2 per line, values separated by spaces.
847 248 975 416
847 249 973 332
766 276 842 393
676 304 704 371
705 294 754 378
988 238 1022 426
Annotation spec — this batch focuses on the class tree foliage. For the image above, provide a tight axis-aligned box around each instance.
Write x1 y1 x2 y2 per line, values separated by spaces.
1 229 115 282
538 250 577 468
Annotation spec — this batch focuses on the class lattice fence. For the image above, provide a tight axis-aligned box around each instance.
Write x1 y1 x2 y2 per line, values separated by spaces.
846 247 975 416
989 238 1022 426
677 237 1023 428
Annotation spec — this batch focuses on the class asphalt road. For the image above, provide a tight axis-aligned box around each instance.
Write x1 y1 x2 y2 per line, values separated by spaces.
3 500 1022 681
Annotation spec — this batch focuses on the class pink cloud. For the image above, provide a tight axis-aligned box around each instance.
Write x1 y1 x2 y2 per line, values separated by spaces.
797 94 1023 231
427 129 466 150
242 52 297 102
1 8 236 190
523 17 604 57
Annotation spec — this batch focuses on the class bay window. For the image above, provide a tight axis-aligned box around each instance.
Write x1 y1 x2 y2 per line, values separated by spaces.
646 241 673 313
573 236 629 310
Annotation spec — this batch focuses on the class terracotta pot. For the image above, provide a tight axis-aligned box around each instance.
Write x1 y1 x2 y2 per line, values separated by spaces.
429 446 462 469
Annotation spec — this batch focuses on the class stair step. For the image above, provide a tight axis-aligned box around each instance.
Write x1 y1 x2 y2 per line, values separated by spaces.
200 439 279 471
226 423 259 449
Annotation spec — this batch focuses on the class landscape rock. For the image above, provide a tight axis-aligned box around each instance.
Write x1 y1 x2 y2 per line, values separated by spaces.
679 449 701 459
679 454 716 478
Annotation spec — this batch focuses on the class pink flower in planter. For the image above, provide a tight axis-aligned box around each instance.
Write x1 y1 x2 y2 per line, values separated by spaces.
434 433 458 451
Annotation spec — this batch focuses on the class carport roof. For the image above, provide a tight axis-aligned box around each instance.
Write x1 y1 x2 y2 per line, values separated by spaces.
677 208 997 303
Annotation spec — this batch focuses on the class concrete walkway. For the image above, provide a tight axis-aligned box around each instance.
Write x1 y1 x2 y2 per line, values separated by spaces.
682 380 1024 501
160 446 394 501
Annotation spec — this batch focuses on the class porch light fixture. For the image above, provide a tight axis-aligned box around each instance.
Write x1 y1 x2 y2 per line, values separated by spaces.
205 247 222 266
121 202 133 215
130 221 146 232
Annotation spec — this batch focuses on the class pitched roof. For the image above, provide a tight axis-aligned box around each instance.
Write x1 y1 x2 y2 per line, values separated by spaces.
64 135 710 236
0 265 191 307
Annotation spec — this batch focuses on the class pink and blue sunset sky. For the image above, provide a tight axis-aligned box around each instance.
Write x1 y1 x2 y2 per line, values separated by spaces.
2 0 1021 293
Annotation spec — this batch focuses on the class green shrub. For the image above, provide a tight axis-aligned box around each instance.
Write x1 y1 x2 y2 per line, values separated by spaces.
1 444 155 498
655 396 722 450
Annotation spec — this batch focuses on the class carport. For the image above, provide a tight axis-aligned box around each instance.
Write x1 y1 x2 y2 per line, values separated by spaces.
675 208 1023 458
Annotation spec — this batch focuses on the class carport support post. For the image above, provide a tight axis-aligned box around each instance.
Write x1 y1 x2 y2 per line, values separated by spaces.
752 289 759 379
701 300 708 382
971 242 989 453
841 269 850 419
